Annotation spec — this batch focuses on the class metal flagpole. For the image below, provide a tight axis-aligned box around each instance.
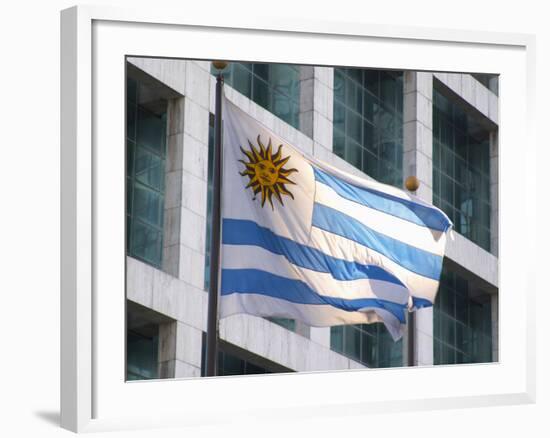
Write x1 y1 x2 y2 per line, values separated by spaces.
407 312 415 366
205 61 227 377
404 175 420 367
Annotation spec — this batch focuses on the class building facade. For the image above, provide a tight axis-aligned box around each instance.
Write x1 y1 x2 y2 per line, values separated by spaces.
125 57 499 380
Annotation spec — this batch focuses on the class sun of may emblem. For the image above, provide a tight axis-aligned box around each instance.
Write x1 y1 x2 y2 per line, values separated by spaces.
239 135 298 209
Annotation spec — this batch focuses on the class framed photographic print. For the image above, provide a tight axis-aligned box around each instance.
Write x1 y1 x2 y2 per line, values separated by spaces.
60 5 536 433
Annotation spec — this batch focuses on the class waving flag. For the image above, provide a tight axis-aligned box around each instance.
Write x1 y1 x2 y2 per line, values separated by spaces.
220 97 452 340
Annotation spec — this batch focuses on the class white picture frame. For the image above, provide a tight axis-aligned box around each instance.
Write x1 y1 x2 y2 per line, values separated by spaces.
60 5 536 433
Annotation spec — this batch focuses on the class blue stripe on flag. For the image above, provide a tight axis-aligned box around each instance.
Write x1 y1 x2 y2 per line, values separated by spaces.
221 268 407 323
313 167 452 232
312 203 443 280
412 296 433 309
222 218 405 286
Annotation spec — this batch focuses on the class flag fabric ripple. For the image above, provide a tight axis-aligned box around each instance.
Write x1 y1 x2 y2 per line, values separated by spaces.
220 96 452 340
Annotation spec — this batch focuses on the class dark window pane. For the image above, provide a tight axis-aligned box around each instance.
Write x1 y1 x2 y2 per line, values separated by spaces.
127 77 137 103
363 70 379 96
345 139 362 170
434 263 494 366
333 67 403 187
333 128 345 159
127 140 135 175
330 326 344 354
131 221 162 266
268 318 296 332
137 109 166 155
363 150 378 179
127 330 159 380
232 63 252 97
127 104 136 141
363 121 374 152
363 90 375 122
346 109 362 144
253 63 269 81
219 62 300 131
346 67 362 83
135 146 164 191
252 79 270 109
346 78 362 114
343 326 360 362
432 88 493 250
380 72 397 109
271 64 299 99
133 183 162 227
334 101 345 128
380 140 396 163
334 69 345 102
126 76 167 269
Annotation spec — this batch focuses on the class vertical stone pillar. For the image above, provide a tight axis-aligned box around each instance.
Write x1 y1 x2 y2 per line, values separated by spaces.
158 321 177 378
174 322 203 378
299 65 334 348
162 98 185 277
402 71 435 366
298 66 315 138
403 72 434 202
313 67 335 161
177 61 211 290
158 320 202 378
299 66 334 158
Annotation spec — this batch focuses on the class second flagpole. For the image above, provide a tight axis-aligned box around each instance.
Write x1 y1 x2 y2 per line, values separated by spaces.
205 61 227 377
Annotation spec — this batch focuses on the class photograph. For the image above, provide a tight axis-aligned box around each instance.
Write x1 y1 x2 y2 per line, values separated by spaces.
125 57 499 380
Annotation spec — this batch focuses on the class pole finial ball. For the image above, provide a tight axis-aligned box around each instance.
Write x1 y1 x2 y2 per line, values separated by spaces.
212 61 228 70
405 175 420 192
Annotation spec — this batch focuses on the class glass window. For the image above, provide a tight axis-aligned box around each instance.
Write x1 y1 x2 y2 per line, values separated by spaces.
126 76 167 269
212 62 301 131
330 68 404 367
332 68 404 187
433 263 494 365
268 318 296 332
330 323 403 368
432 89 492 251
127 326 159 380
200 337 275 376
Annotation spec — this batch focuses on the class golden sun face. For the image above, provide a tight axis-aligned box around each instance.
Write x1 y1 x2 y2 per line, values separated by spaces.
239 135 298 209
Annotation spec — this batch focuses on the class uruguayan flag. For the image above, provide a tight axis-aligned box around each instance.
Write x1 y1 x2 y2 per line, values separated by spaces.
220 97 452 340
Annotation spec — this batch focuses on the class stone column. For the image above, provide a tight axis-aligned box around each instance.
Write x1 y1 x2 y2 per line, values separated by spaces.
302 65 335 349
402 71 435 366
174 322 203 378
158 320 202 378
162 98 185 277
298 66 315 138
158 321 177 378
175 61 210 289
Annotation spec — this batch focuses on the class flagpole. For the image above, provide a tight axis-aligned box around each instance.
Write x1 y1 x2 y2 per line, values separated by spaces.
404 175 420 367
205 61 227 377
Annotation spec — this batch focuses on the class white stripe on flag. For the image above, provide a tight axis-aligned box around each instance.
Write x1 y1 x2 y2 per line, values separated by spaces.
309 227 441 303
223 244 410 303
220 293 403 339
315 181 447 256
